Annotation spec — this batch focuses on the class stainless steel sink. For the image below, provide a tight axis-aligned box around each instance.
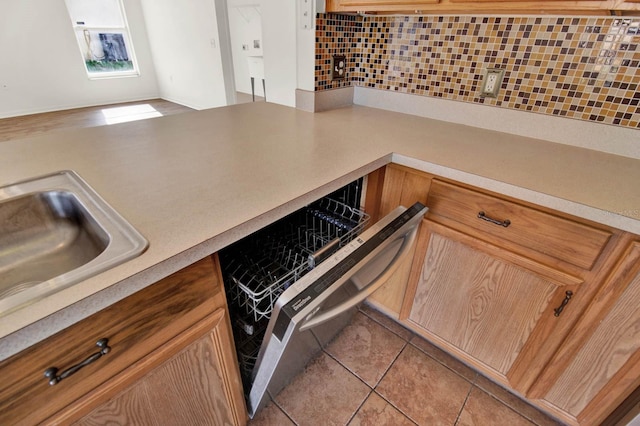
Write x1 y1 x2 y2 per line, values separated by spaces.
0 171 148 316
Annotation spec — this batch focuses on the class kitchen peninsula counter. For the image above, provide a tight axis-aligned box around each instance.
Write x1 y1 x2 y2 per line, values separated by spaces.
1 102 638 359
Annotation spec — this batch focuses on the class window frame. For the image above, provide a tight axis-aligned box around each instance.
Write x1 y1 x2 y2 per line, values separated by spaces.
65 0 140 80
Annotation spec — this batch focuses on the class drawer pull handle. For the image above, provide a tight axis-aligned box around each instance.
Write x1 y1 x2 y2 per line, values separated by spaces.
477 211 511 227
44 338 111 386
554 291 574 317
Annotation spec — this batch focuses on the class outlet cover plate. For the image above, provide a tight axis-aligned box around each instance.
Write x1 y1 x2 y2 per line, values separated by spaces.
332 55 346 81
480 68 505 98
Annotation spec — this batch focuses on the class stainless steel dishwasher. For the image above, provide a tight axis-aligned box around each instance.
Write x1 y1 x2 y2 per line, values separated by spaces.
219 178 427 417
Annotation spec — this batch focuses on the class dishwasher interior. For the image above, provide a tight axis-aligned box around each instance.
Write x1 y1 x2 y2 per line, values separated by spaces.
218 178 370 394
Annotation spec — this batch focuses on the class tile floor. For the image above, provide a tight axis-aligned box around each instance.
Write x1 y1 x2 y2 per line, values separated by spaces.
250 304 563 426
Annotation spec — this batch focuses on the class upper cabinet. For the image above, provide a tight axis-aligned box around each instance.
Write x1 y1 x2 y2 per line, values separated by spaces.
325 0 640 14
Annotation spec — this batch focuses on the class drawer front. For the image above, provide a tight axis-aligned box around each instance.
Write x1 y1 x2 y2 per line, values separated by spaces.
426 180 612 270
0 257 221 426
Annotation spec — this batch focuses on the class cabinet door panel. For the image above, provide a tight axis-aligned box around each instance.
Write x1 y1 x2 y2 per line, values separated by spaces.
75 384 156 426
138 327 235 425
543 241 640 422
0 257 220 426
76 309 244 426
409 229 558 374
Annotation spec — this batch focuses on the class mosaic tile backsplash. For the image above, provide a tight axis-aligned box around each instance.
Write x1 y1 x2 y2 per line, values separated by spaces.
315 14 640 129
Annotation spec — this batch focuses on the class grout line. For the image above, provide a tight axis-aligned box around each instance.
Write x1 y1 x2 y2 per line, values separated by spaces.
270 397 299 426
372 339 410 390
358 305 415 342
408 337 477 385
369 342 425 425
372 388 420 426
454 384 475 426
345 389 374 426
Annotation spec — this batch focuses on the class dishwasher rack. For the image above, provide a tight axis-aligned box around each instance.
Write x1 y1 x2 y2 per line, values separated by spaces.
220 196 369 381
222 197 369 322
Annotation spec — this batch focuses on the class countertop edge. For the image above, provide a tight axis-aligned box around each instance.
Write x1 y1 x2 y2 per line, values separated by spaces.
0 157 391 361
393 154 640 235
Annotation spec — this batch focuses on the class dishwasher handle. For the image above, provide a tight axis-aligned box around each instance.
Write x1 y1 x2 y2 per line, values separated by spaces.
299 219 420 332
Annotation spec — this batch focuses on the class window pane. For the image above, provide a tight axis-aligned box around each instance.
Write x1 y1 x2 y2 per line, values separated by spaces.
67 0 124 28
75 30 134 74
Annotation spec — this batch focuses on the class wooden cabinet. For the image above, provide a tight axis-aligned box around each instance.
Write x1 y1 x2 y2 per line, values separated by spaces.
76 309 244 426
326 0 640 14
369 165 640 424
529 239 640 425
369 164 639 424
367 165 434 316
0 256 246 426
401 217 585 391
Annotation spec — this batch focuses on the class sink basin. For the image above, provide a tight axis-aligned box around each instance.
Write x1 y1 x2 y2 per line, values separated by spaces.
0 171 148 316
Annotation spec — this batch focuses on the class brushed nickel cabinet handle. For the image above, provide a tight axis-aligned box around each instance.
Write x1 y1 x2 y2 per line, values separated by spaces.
554 291 574 317
477 211 511 227
44 338 111 386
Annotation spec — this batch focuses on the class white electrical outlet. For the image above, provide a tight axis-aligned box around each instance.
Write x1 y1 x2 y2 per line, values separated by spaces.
481 68 505 98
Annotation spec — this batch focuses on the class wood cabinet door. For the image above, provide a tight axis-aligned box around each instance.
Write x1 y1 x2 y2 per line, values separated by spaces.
533 240 640 425
401 219 582 391
72 309 246 426
368 165 433 316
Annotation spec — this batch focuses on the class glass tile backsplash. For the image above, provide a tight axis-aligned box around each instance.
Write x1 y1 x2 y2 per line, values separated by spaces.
316 14 640 129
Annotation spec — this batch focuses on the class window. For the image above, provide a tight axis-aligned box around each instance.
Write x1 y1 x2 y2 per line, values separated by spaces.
65 0 138 78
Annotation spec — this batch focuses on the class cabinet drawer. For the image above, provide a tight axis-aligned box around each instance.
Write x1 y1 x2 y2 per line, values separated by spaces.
0 257 221 425
426 180 612 270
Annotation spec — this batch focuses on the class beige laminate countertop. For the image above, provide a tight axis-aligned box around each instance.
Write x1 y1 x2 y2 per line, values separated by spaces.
1 102 639 360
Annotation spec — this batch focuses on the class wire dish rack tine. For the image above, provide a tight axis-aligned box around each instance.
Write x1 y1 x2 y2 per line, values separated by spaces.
221 198 370 323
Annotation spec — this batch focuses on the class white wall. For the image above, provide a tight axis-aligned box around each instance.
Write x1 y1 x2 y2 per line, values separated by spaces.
296 0 317 92
261 1 297 107
228 3 264 97
140 0 228 109
0 0 159 118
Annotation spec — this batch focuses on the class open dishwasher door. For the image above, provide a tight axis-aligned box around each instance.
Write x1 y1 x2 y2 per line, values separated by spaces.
247 202 427 417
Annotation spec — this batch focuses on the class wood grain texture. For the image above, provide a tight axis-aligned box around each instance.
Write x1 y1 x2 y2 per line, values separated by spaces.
409 230 558 374
325 0 638 13
75 381 157 426
544 241 640 419
76 309 244 426
379 164 433 219
368 235 418 315
367 164 432 314
427 180 612 270
0 257 221 426
363 166 386 224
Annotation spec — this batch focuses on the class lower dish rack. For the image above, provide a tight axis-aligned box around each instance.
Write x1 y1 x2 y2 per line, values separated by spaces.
220 196 369 382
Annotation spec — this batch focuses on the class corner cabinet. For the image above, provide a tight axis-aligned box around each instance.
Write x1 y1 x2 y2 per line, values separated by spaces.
399 178 624 394
369 164 640 425
0 256 247 426
531 239 640 425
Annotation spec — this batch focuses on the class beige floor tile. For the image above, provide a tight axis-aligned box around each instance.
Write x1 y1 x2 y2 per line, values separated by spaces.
376 345 472 425
360 303 415 341
326 312 407 386
250 401 295 426
275 352 370 426
474 375 564 426
410 335 477 382
349 392 416 426
457 387 535 426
